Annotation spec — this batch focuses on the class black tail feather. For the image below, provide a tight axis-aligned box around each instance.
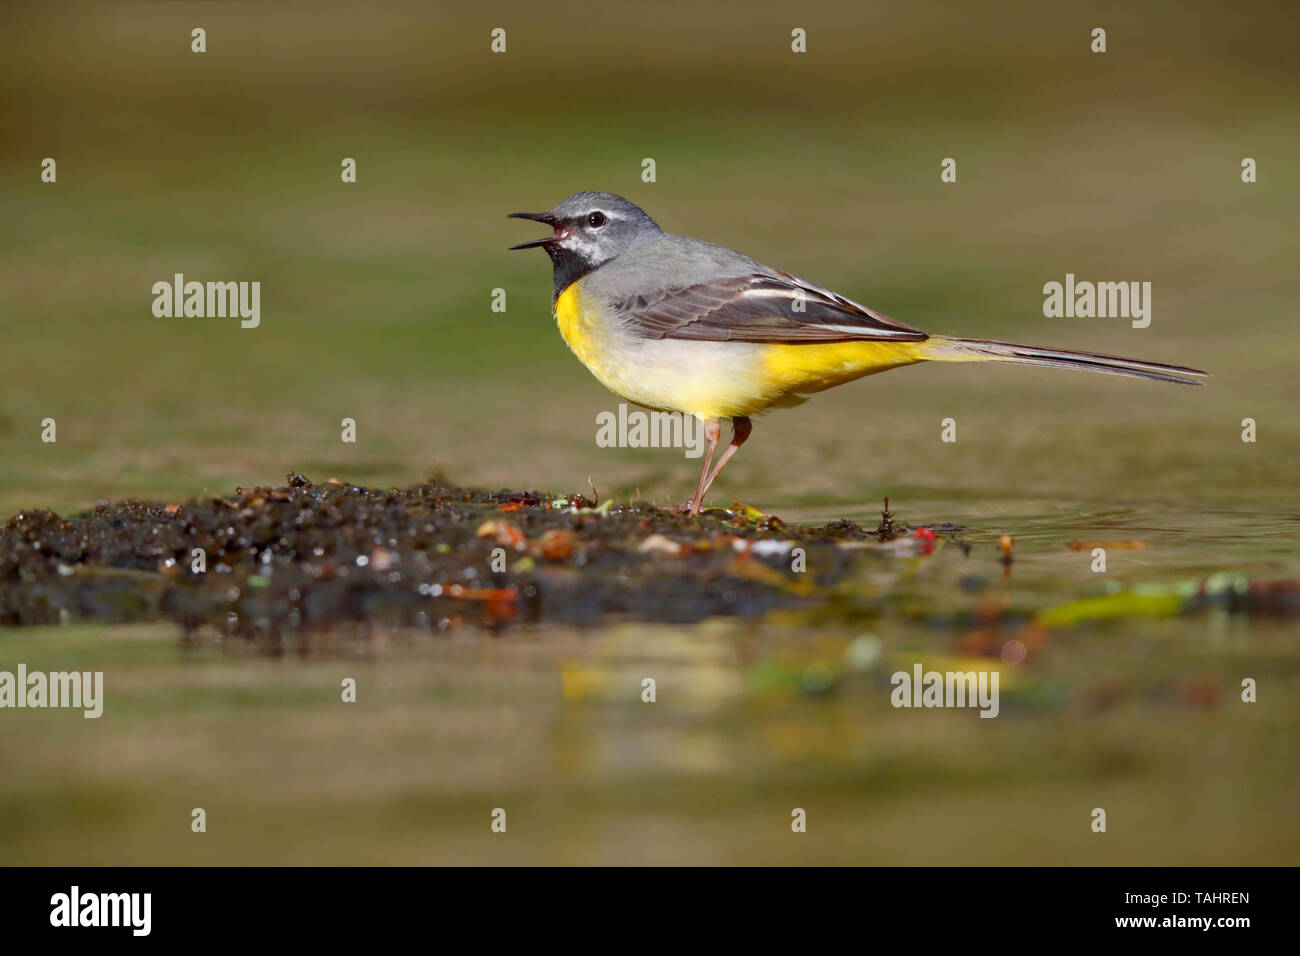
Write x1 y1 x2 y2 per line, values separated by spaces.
933 337 1209 386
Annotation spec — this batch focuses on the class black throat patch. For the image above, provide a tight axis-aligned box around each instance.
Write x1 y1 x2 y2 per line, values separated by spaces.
547 245 600 301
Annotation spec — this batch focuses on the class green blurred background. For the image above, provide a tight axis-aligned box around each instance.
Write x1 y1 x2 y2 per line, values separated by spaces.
2 0 1296 514
0 1 1297 864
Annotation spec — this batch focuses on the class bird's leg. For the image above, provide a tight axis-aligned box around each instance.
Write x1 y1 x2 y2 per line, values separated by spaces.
696 416 752 507
685 420 722 516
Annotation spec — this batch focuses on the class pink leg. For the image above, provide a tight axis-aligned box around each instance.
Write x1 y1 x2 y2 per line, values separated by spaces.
696 417 752 506
686 421 722 515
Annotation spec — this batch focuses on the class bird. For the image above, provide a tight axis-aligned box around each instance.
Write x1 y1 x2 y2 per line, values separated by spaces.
510 192 1207 515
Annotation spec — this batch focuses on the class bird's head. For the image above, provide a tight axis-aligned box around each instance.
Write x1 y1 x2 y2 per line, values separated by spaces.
510 192 661 282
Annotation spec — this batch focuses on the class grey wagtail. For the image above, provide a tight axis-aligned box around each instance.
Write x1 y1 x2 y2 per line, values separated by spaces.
510 192 1207 515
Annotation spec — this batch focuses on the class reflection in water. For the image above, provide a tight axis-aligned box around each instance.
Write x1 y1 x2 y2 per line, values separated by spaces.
2 501 1297 864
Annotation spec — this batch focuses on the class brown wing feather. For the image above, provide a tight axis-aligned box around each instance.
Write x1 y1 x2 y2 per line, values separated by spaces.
618 274 928 343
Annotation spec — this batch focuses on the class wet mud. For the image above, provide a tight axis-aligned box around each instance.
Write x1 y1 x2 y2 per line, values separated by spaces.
0 474 946 637
1 474 1293 642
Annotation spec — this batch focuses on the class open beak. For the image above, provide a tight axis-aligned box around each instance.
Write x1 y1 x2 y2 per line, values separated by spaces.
508 211 559 250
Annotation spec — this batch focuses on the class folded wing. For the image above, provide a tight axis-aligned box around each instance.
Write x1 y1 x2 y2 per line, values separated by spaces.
617 273 929 343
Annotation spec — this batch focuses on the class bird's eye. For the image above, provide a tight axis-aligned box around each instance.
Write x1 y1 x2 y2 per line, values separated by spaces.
587 211 606 228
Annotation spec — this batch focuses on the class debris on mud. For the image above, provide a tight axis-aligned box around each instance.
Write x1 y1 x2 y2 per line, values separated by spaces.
3 475 1293 643
0 474 950 638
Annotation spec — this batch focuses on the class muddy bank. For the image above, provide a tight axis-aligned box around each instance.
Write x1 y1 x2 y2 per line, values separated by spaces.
0 474 953 637
4 474 1295 641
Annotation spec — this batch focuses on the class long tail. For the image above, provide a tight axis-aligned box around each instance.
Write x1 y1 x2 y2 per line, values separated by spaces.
922 336 1209 386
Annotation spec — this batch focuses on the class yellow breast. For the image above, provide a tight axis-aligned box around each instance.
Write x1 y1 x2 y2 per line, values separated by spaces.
554 281 604 371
